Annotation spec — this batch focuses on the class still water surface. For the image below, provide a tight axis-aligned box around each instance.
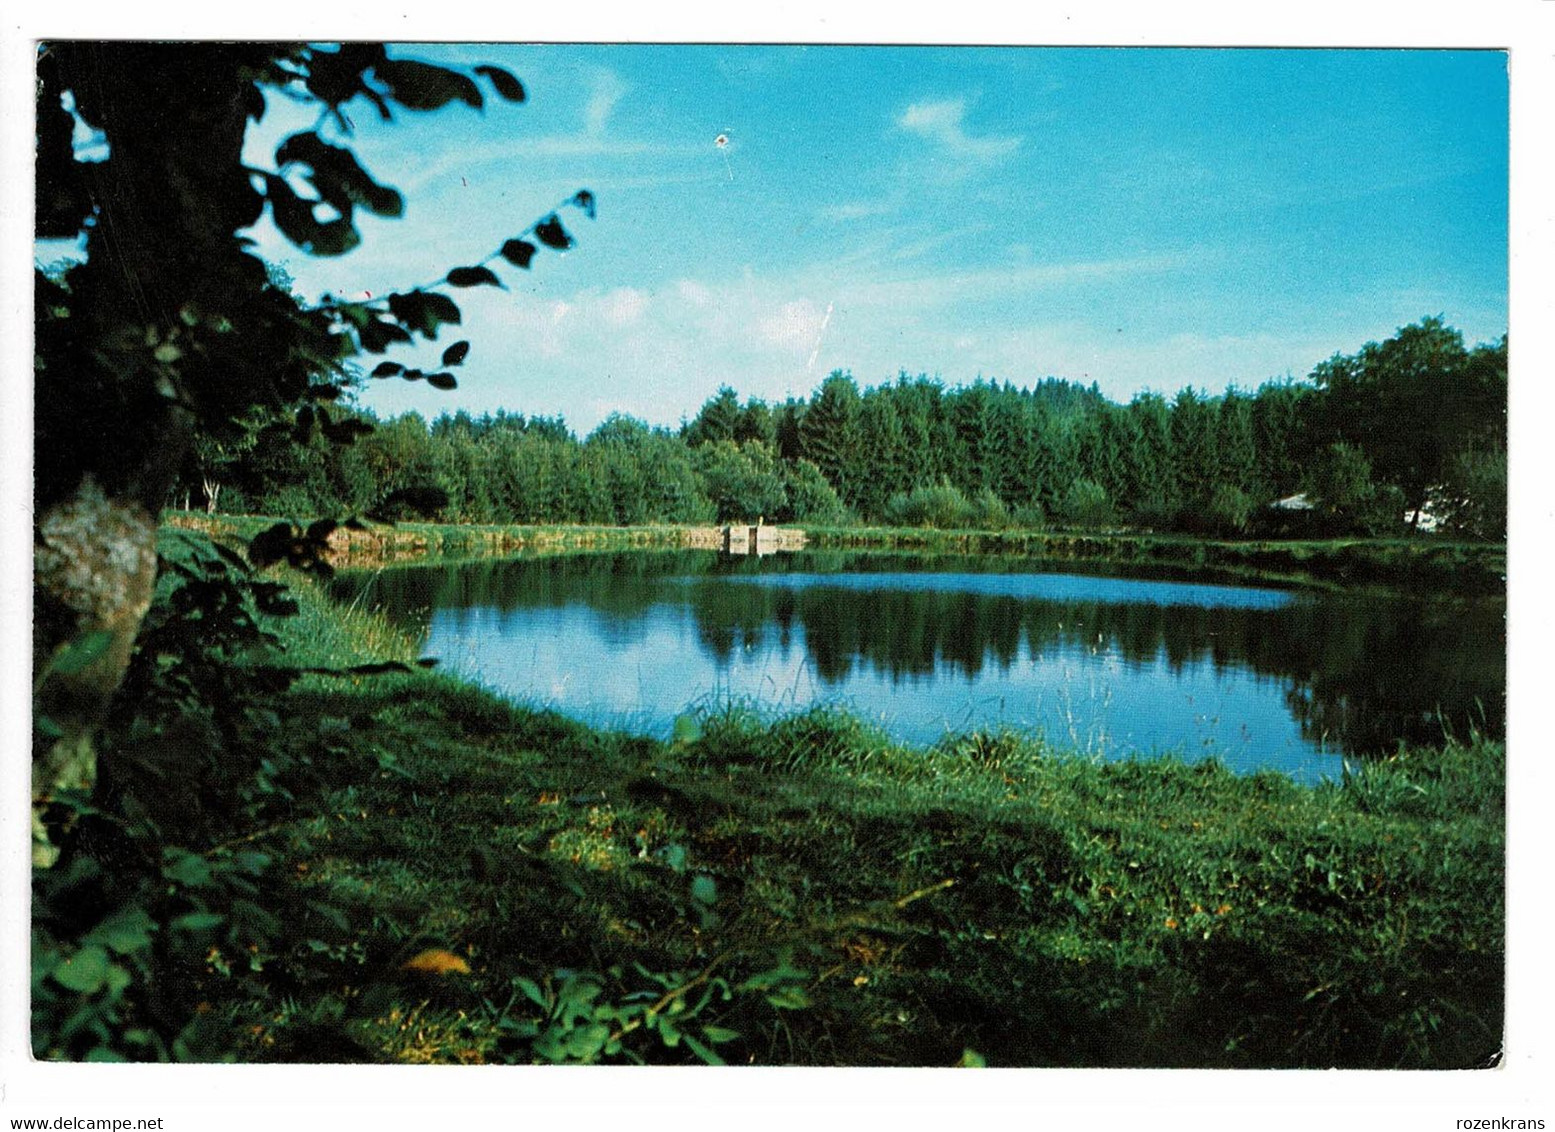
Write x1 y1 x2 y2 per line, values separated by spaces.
334 550 1503 785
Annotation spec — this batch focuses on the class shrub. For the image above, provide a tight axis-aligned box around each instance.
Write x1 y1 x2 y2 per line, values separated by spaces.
1129 492 1179 531
883 481 976 529
1059 478 1115 528
1439 447 1506 541
1204 485 1254 536
255 484 318 521
32 532 367 1061
969 488 1011 530
781 458 850 525
1011 502 1046 530
694 441 789 524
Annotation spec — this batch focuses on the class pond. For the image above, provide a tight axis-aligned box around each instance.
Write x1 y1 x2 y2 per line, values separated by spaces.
332 549 1504 785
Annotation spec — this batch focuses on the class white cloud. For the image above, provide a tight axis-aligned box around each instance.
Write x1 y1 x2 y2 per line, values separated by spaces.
821 200 894 223
585 70 627 138
897 98 1022 171
602 286 648 326
677 279 713 306
798 252 1196 313
758 299 829 354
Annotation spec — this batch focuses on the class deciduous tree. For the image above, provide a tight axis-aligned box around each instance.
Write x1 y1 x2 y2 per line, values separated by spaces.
33 42 591 863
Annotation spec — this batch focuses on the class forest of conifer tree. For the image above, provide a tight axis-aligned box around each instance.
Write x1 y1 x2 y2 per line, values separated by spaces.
181 317 1506 542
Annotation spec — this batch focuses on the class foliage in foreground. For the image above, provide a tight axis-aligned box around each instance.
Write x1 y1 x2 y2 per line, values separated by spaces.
32 533 1504 1067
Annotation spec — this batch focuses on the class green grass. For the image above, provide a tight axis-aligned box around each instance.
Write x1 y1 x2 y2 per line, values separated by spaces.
164 511 715 570
204 562 1504 1068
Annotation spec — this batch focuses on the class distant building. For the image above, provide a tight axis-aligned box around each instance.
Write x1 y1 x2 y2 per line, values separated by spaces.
1410 497 1445 533
1270 493 1314 512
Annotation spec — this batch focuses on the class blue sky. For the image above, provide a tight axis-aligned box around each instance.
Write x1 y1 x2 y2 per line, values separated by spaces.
226 46 1507 433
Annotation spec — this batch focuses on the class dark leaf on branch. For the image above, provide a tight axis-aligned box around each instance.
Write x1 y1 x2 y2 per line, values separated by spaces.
424 292 463 328
371 361 404 378
374 58 483 112
534 214 573 250
340 661 412 676
48 631 114 678
368 486 451 521
321 415 374 444
275 131 404 219
303 43 388 110
474 65 526 102
359 317 414 353
247 520 337 576
210 542 254 573
500 239 537 268
441 340 470 366
386 290 462 338
426 372 458 391
334 302 373 329
570 189 597 219
263 173 361 257
446 266 503 288
242 81 267 125
359 87 393 123
247 523 301 569
252 588 300 618
308 217 361 257
286 660 412 678
385 291 420 326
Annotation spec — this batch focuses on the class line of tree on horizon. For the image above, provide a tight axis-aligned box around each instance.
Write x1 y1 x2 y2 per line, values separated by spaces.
181 315 1506 542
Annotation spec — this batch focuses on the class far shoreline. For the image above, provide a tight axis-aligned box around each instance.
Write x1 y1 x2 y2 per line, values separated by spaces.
166 511 1507 597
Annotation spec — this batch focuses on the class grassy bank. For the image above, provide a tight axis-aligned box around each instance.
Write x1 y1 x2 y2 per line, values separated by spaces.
164 511 723 568
183 556 1503 1068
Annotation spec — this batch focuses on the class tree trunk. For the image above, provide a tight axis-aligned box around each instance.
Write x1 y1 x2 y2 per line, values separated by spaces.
32 46 261 865
32 477 159 866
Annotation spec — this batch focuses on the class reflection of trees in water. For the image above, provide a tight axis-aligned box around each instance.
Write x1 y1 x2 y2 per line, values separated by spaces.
332 549 716 623
1274 602 1502 754
336 553 1504 757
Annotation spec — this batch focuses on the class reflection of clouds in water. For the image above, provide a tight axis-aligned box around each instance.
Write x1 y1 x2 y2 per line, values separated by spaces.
416 569 1374 786
433 605 825 720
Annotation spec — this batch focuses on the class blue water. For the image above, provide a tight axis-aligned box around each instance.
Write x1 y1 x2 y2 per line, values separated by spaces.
339 551 1503 787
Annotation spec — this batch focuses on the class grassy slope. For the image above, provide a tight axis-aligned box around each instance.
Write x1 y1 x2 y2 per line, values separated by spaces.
222 566 1504 1068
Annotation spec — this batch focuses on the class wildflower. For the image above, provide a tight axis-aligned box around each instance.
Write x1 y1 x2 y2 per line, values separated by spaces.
1164 916 1179 930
